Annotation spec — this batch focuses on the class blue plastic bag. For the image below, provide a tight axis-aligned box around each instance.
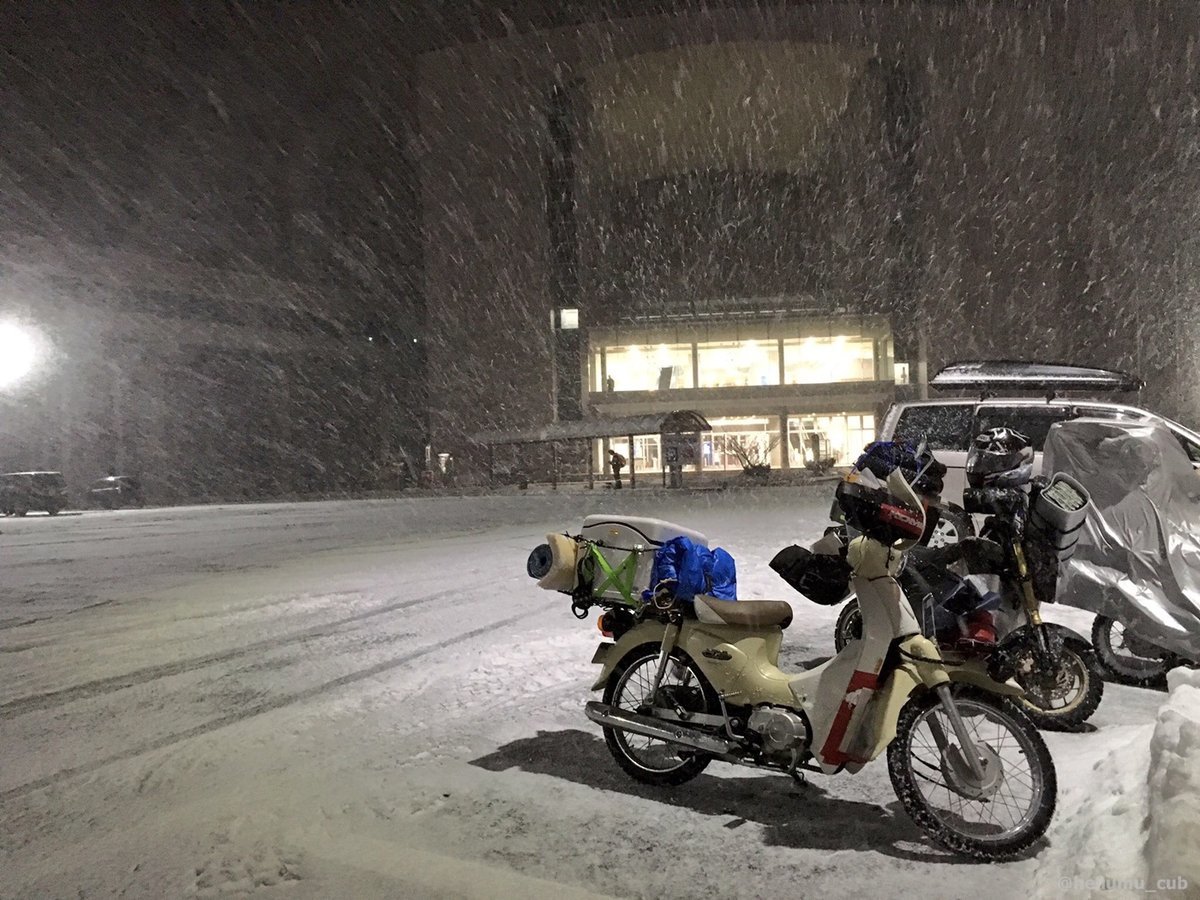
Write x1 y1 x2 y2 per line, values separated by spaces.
643 536 737 602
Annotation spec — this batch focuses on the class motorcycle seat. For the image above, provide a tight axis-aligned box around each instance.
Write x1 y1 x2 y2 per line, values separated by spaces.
693 595 793 629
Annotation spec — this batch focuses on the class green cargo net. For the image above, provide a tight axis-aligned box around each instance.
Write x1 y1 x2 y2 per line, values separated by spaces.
586 542 645 608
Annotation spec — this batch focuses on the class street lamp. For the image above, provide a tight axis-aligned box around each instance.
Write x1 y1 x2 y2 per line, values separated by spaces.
0 322 38 389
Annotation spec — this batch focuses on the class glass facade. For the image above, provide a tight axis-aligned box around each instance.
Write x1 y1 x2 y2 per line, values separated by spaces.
600 343 694 392
596 412 874 474
587 317 889 477
696 340 780 388
782 336 876 384
589 319 891 392
701 416 781 470
787 413 876 467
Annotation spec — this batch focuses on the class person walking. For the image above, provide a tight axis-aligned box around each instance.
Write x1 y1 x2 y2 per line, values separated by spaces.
608 449 627 489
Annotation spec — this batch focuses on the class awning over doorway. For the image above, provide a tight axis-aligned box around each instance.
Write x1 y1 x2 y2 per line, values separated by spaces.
472 410 712 489
471 410 712 447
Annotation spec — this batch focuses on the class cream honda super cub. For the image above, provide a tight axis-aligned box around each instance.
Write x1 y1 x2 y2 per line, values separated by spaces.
527 470 1056 861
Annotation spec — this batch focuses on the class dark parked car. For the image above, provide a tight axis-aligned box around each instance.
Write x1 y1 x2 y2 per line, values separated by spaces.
87 475 145 510
0 471 69 516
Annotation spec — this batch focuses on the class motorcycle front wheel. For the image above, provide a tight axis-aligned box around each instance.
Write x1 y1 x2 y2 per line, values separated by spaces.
889 687 1056 861
1091 615 1174 688
601 647 716 786
1015 636 1104 731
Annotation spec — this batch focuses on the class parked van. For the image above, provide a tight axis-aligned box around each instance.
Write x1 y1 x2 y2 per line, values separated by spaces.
879 363 1200 506
0 471 69 516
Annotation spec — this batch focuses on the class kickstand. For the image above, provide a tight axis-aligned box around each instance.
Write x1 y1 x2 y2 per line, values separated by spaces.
788 750 806 786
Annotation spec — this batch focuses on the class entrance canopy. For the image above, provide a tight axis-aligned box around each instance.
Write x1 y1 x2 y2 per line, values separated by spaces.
473 410 712 489
472 410 711 447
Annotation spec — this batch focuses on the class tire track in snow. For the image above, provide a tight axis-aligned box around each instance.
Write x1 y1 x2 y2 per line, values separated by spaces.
0 587 465 717
0 608 540 802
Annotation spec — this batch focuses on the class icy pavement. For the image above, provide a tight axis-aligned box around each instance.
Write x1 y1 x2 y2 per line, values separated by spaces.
0 489 1170 899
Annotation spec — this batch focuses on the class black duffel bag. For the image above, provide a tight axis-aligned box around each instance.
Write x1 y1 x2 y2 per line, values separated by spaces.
769 545 853 605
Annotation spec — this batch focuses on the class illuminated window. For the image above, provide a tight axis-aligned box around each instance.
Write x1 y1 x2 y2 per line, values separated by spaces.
559 308 579 329
782 336 877 384
603 344 693 391
787 413 876 467
696 340 779 388
700 416 781 471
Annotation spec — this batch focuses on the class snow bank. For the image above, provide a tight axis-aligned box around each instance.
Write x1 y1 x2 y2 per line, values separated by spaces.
1146 668 1200 889
1036 667 1200 897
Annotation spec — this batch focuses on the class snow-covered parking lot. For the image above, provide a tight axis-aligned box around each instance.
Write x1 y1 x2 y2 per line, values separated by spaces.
0 489 1189 899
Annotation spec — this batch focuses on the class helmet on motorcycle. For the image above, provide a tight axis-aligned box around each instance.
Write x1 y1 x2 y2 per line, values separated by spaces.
834 477 926 545
966 427 1034 488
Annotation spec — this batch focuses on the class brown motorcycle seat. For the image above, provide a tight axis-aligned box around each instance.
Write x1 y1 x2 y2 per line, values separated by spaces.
693 595 793 629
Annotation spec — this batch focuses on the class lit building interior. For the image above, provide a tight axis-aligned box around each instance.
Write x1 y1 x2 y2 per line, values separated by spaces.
587 317 892 474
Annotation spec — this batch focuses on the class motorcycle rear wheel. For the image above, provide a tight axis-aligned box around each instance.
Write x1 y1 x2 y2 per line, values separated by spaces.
889 687 1055 861
601 647 716 786
1091 615 1174 688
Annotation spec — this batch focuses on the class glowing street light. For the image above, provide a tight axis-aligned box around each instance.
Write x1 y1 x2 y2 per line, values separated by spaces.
0 322 38 389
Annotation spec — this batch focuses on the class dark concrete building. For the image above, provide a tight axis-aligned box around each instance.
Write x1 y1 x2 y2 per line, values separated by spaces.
416 2 1200 479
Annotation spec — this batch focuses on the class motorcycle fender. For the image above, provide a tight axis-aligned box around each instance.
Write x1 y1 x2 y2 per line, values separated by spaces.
948 657 1025 696
899 634 952 689
589 620 667 691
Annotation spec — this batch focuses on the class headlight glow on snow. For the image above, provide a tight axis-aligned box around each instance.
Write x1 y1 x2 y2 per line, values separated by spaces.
0 322 38 388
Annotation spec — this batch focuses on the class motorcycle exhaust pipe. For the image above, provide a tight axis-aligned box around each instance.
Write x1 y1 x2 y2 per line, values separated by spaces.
584 701 736 755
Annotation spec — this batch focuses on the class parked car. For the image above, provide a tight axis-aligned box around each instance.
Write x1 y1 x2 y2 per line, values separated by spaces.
880 362 1200 508
87 475 145 510
0 471 69 516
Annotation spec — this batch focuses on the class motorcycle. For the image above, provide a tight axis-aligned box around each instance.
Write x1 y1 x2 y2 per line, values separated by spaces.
527 468 1056 861
1043 418 1200 687
829 475 1103 731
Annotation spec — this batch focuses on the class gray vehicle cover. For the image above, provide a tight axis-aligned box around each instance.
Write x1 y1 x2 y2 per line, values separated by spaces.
1043 418 1200 659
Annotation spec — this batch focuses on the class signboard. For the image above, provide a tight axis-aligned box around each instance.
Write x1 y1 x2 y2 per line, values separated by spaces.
661 431 699 467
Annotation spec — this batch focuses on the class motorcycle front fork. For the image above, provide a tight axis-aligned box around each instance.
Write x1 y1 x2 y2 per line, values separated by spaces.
932 684 988 781
1012 540 1056 660
645 621 686 712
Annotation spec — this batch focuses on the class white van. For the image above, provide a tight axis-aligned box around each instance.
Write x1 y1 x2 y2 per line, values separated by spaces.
879 397 1200 506
876 362 1200 508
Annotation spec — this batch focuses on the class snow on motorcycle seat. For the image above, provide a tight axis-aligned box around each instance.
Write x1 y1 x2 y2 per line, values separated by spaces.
693 594 793 629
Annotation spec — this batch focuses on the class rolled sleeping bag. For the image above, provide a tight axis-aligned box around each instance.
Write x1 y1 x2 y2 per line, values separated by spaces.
529 532 583 592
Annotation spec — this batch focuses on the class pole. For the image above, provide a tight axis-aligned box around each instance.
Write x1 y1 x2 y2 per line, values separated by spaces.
628 433 636 489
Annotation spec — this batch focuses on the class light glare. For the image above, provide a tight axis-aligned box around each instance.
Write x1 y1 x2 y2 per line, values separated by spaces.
0 322 37 388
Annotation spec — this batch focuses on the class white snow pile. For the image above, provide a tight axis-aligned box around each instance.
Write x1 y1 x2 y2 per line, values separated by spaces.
1146 667 1200 888
1036 667 1200 897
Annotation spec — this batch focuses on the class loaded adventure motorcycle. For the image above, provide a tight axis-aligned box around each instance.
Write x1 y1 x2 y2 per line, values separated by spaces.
826 431 1104 731
528 459 1057 861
